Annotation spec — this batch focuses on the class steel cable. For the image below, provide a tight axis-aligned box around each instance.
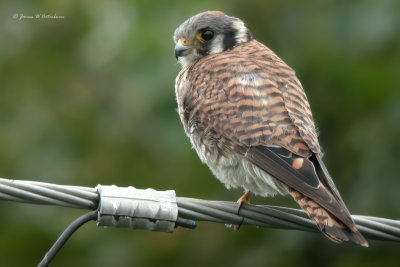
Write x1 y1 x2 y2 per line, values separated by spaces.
0 178 398 242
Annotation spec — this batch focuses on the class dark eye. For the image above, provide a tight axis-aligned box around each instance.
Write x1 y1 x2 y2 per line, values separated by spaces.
201 30 214 41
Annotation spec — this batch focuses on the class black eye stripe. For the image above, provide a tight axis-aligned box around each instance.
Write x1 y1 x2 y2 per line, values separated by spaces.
201 30 214 41
223 30 237 51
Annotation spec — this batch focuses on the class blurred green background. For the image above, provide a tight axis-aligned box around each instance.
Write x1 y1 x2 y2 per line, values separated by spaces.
0 0 399 266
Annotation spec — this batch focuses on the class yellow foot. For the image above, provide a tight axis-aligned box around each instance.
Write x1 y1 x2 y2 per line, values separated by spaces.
237 191 252 211
234 191 252 231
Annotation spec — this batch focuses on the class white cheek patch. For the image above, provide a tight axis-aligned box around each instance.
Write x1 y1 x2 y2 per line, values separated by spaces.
232 20 248 43
209 35 224 54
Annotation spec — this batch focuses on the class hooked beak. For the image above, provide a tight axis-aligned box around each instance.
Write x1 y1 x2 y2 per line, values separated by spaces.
175 39 191 60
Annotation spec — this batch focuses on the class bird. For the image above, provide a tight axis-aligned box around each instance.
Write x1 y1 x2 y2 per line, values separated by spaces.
173 11 368 246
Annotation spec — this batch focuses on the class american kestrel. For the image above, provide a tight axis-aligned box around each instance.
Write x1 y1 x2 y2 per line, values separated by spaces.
173 11 368 246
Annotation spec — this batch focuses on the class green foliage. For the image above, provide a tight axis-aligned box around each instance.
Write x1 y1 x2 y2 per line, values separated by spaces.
0 0 399 266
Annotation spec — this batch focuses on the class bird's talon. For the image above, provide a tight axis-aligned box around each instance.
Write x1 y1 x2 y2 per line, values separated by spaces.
236 191 252 214
234 191 252 230
234 217 244 231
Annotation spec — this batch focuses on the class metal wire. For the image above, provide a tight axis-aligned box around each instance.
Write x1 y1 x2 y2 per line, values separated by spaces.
176 198 400 242
0 178 98 209
38 210 98 267
0 178 399 242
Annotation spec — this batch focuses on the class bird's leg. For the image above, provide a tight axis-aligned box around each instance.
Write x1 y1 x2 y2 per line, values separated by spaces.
234 191 252 231
237 190 252 212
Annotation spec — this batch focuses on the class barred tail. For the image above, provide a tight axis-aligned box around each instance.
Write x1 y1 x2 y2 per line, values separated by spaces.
289 189 368 247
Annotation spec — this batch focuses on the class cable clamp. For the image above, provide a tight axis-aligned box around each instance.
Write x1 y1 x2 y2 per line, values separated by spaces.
96 185 178 233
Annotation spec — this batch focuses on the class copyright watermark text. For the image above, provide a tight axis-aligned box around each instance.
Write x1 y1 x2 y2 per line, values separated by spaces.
12 13 65 20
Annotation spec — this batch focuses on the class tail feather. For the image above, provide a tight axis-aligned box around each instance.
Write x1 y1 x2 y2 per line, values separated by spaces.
289 189 368 247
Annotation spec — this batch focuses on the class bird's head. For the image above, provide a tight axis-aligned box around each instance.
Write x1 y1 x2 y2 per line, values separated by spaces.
173 11 253 67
